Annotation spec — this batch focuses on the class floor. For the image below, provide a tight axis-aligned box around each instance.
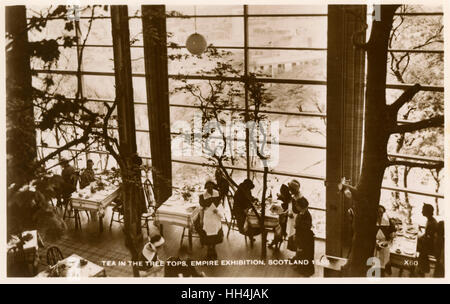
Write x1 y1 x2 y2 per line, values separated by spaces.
36 206 326 277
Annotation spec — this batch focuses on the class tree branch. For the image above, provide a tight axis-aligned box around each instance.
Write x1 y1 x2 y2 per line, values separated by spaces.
390 115 444 134
388 84 421 114
33 128 91 168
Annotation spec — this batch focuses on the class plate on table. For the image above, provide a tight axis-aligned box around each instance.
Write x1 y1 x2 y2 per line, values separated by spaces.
403 248 416 256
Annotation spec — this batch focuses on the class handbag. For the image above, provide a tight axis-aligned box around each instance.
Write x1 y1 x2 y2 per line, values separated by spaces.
287 235 297 252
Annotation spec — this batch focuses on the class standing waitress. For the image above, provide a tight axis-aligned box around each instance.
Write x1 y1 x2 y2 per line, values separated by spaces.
196 179 224 260
294 197 315 277
286 180 302 245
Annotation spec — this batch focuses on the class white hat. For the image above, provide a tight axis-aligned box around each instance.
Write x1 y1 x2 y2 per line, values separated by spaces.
149 235 165 248
204 177 216 189
270 202 284 215
142 242 157 262
288 179 300 192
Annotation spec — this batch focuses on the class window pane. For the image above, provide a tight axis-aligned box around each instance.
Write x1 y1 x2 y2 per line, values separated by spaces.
131 47 145 74
260 114 326 147
387 52 443 86
169 79 245 108
257 83 326 113
167 17 244 47
168 48 244 76
390 15 443 51
249 50 326 81
249 145 325 178
33 74 78 98
82 47 114 72
134 104 148 131
28 19 69 42
136 131 151 157
83 75 114 99
79 18 112 46
248 17 326 48
31 46 78 71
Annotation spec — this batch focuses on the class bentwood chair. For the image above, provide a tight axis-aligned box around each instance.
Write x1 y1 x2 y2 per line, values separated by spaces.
63 201 85 231
46 246 64 266
226 193 239 238
109 201 124 230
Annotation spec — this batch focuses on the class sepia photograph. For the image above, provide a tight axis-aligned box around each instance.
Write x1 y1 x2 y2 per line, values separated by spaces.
2 0 446 281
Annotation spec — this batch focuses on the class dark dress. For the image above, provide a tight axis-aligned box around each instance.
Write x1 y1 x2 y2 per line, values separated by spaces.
60 166 77 207
295 208 315 276
233 184 260 236
277 184 292 237
79 168 95 189
417 216 437 274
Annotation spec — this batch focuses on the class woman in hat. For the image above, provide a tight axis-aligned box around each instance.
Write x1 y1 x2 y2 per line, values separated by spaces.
293 196 315 277
286 180 302 241
233 179 260 238
268 184 292 248
197 179 224 259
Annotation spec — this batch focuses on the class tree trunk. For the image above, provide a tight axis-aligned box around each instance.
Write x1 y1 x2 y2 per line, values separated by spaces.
111 5 145 277
120 158 146 277
6 6 36 188
345 5 400 276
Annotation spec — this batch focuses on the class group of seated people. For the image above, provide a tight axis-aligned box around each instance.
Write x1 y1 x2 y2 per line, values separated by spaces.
193 170 315 277
57 158 97 207
372 203 444 277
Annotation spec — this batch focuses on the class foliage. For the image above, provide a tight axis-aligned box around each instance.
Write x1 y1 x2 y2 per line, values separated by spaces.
386 5 444 220
6 5 119 241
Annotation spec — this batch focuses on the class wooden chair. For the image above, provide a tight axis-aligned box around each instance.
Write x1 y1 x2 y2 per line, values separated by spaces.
63 201 84 231
46 246 64 266
109 201 124 230
226 193 239 238
226 191 254 246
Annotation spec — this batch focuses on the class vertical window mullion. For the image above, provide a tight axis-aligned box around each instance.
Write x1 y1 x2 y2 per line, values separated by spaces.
244 5 250 179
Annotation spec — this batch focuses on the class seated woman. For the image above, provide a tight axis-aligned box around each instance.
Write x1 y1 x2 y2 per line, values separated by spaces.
196 179 224 260
233 179 260 238
79 159 96 189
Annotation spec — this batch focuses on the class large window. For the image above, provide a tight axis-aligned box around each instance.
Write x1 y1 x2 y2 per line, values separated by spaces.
29 4 444 241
